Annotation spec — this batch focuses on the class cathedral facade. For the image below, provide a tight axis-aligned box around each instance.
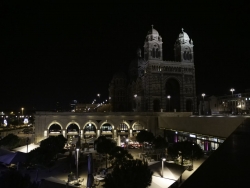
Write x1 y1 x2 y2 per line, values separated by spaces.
109 26 197 112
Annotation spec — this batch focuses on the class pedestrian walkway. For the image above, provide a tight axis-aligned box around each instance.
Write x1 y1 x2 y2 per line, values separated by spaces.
14 147 207 187
13 143 39 153
128 148 208 186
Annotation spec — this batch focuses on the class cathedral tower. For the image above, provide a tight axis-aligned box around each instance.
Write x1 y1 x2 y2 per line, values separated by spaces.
174 28 194 63
144 25 163 61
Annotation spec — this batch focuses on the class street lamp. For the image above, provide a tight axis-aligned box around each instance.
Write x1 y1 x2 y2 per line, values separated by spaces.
26 137 29 153
21 108 24 116
167 95 171 112
190 143 194 171
126 138 129 149
134 94 137 111
230 88 235 114
76 148 79 182
97 94 101 103
201 93 205 115
161 158 166 177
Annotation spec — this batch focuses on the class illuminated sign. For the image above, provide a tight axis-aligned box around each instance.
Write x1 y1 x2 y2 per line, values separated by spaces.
23 118 28 124
3 119 7 126
189 134 196 138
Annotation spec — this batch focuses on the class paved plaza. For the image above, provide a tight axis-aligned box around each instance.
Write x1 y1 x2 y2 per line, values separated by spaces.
1 147 207 188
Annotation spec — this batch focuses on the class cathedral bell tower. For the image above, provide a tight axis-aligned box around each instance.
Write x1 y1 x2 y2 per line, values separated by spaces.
144 25 163 61
174 28 194 63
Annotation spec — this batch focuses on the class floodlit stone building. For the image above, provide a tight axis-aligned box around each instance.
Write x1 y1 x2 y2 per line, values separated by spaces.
109 26 197 112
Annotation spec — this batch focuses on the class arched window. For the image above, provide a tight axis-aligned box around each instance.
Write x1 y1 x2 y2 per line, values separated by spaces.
153 99 161 112
101 123 112 131
165 78 180 112
152 48 155 58
118 123 128 130
49 124 61 134
156 48 159 58
133 123 143 130
84 123 96 133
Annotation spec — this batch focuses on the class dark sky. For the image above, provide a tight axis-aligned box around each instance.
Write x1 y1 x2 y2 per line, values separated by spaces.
1 1 250 112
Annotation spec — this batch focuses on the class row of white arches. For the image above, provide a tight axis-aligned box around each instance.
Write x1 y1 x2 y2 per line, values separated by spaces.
47 120 145 131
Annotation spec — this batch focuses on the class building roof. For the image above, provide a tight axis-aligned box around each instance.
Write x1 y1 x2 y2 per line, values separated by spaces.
180 118 250 188
158 116 246 138
178 28 190 43
147 25 159 36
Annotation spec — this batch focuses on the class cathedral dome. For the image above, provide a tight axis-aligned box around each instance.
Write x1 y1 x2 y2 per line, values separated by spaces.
147 25 159 36
178 28 190 42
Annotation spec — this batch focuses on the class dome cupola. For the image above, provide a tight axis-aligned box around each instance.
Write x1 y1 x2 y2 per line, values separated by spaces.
147 25 159 36
178 28 190 44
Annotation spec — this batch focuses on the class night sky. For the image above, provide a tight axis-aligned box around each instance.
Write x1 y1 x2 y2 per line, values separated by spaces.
1 1 249 112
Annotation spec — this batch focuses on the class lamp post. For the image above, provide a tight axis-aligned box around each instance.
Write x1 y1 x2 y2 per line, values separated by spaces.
126 138 129 149
134 94 137 112
161 158 166 177
167 95 171 112
230 88 235 114
202 93 205 115
26 137 29 153
21 108 24 116
76 148 79 182
97 94 101 104
190 143 194 171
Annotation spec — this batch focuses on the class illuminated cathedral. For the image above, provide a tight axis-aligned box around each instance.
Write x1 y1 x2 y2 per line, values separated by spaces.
109 26 196 112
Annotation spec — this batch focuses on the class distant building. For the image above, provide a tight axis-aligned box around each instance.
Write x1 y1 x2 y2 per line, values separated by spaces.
55 102 62 112
73 103 111 113
109 26 197 112
70 100 78 112
208 90 250 115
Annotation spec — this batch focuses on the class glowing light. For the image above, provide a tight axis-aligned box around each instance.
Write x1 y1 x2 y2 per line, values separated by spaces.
190 134 196 138
3 119 7 126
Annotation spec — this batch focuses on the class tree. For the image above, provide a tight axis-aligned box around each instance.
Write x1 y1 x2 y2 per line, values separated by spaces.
96 136 116 168
168 141 203 166
136 130 155 151
40 135 67 155
27 147 55 169
167 141 203 183
0 170 39 188
103 159 153 188
0 133 20 149
27 135 67 169
108 146 133 166
153 135 168 150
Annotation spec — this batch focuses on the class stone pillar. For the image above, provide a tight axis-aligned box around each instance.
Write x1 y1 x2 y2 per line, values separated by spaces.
62 129 66 138
80 129 83 138
44 130 48 138
113 129 117 139
129 129 133 138
97 129 100 138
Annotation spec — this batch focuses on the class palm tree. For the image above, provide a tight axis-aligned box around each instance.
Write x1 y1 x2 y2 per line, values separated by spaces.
96 136 116 168
108 146 133 166
136 130 155 152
